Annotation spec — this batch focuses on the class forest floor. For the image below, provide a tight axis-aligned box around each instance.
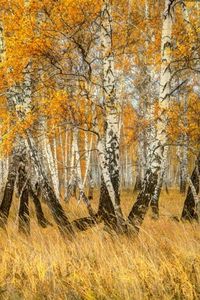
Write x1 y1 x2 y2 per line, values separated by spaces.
0 189 200 300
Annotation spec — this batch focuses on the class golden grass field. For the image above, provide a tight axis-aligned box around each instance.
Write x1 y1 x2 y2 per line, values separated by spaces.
0 189 200 300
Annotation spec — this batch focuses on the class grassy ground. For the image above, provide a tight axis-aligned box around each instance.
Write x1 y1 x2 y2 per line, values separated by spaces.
0 189 200 300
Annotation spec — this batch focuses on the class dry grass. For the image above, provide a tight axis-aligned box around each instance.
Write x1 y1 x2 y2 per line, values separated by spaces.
0 189 200 300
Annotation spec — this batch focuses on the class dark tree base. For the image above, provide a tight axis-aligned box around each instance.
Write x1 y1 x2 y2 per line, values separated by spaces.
72 214 100 231
0 157 19 227
29 185 52 228
128 169 158 233
134 175 142 192
181 153 200 222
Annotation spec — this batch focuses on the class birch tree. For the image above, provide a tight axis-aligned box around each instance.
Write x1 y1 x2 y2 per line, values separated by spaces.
97 0 125 230
16 150 30 235
128 0 175 231
181 152 200 221
0 143 24 227
65 130 77 202
73 127 95 217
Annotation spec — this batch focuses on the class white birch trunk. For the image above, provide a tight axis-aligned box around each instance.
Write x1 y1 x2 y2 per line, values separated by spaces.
128 0 175 228
58 127 65 196
181 152 200 221
73 128 83 198
98 0 124 225
180 94 188 193
153 0 173 172
65 130 76 201
150 0 174 207
40 119 60 199
52 134 60 196
63 128 68 200
83 133 93 188
187 175 200 208
73 128 95 216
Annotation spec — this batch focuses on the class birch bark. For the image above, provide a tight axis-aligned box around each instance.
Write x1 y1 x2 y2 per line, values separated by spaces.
128 0 174 231
181 152 200 221
16 152 30 235
97 0 124 229
0 143 24 227
65 130 77 201
44 130 60 199
73 128 95 217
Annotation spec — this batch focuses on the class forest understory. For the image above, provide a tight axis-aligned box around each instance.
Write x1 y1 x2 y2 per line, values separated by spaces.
0 189 199 300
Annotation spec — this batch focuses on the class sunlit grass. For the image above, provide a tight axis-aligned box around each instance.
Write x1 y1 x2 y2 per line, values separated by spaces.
0 189 199 299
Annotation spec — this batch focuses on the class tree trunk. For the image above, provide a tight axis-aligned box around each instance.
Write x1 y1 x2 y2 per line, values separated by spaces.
0 145 22 227
150 149 168 219
181 152 200 222
65 130 77 202
128 0 174 231
17 159 30 235
180 95 188 194
128 169 158 232
134 174 142 192
0 157 8 198
97 140 124 230
98 176 118 229
73 128 95 217
29 183 52 228
180 168 187 194
25 132 74 236
44 123 60 199
88 171 94 201
96 0 125 231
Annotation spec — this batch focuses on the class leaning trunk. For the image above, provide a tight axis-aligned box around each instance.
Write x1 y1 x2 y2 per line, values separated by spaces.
181 152 200 222
25 132 74 236
10 61 74 236
98 175 118 228
17 158 30 235
29 183 51 228
0 145 22 227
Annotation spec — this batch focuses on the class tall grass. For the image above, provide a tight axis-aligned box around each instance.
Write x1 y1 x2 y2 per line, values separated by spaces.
0 190 199 299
